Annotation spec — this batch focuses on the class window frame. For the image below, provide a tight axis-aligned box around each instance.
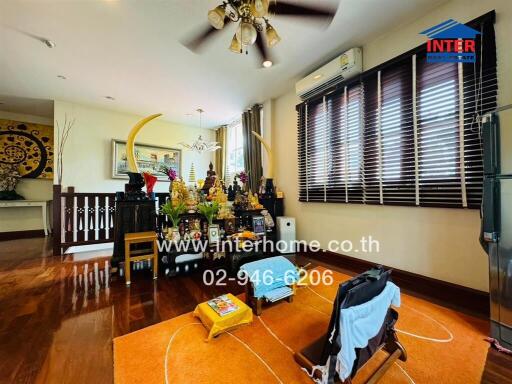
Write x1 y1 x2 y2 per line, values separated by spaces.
225 119 245 184
297 12 496 209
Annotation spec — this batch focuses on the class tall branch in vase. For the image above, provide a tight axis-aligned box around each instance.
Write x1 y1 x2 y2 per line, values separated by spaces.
55 114 75 185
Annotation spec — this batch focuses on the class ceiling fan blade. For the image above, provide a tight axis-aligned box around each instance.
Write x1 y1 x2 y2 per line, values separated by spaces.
181 17 231 52
255 31 276 67
268 0 337 19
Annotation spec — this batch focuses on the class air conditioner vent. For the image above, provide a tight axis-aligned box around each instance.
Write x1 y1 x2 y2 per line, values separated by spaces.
300 73 346 100
296 48 362 101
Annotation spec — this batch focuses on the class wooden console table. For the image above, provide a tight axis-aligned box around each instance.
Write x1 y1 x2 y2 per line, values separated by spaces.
0 200 52 236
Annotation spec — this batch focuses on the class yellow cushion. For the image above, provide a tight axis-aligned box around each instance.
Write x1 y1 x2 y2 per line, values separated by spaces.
193 294 253 341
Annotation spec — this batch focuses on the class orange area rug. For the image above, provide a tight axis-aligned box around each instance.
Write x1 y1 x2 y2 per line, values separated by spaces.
114 267 489 383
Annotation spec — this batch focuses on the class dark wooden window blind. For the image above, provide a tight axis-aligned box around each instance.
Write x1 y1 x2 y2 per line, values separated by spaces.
297 12 497 208
416 55 462 207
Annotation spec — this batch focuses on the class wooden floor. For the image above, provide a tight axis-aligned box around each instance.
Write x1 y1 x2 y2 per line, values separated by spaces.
0 237 510 383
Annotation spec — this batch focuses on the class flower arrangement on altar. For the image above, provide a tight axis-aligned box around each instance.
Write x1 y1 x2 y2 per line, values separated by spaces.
160 200 186 228
161 165 177 182
197 201 220 225
235 170 249 186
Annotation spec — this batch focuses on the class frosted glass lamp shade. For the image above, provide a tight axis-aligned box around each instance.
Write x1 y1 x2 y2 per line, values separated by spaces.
208 6 226 29
251 0 269 17
265 24 281 47
236 21 258 46
229 33 242 53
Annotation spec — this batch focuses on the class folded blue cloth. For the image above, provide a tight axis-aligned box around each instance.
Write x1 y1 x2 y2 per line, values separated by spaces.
240 256 298 298
264 286 293 302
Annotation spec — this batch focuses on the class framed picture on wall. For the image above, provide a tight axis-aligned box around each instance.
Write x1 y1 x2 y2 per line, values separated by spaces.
112 139 181 180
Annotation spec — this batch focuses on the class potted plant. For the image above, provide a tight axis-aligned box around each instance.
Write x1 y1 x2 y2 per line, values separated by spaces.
197 201 221 242
160 200 186 241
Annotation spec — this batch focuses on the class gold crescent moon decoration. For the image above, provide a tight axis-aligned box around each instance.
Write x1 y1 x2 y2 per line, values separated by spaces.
251 131 273 179
126 113 162 172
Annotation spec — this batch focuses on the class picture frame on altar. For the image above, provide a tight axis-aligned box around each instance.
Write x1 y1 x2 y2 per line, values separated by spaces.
252 215 266 235
208 224 221 243
112 139 181 180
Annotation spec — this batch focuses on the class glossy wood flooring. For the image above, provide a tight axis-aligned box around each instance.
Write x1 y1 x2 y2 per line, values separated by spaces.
0 237 511 383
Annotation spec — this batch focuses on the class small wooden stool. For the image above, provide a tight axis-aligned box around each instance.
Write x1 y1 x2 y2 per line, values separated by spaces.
124 231 158 286
193 294 253 341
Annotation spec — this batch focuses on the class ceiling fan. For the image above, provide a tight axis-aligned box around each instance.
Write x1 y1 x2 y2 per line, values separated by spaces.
182 0 338 67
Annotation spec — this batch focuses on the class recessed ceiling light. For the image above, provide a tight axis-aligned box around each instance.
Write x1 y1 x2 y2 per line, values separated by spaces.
105 96 115 100
313 74 323 80
57 75 67 80
262 60 273 68
43 39 56 48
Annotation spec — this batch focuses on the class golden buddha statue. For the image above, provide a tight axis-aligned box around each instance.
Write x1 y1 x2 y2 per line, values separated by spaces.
248 190 263 210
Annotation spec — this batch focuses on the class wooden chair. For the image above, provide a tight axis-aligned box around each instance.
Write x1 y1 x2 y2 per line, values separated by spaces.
124 231 158 286
294 325 406 383
245 282 295 316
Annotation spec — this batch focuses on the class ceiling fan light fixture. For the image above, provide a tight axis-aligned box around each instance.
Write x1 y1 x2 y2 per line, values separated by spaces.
208 5 226 29
236 20 258 46
229 33 242 53
265 23 281 47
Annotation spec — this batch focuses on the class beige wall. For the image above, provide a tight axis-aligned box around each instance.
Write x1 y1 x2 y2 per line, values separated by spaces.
54 101 215 193
0 111 53 233
273 0 512 292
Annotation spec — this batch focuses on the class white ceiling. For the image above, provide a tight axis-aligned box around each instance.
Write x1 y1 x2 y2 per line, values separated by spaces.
0 0 446 128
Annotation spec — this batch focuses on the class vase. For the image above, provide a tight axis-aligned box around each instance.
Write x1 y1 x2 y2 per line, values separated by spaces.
168 227 180 242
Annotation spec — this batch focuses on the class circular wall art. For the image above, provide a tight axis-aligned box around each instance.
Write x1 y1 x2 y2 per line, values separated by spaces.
0 120 54 179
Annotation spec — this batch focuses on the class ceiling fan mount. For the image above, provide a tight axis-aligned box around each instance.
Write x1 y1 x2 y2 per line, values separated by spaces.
182 0 338 67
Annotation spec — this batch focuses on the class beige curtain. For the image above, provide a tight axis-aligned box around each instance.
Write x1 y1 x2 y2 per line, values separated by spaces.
242 104 263 191
215 125 227 180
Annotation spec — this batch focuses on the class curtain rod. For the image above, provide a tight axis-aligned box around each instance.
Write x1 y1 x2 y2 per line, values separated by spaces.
244 103 263 112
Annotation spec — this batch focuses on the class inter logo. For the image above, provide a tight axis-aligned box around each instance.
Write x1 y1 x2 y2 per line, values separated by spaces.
420 19 480 63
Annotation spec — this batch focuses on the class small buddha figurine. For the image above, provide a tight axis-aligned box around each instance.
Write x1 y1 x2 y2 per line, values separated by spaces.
258 176 266 196
233 190 248 211
202 162 216 193
261 209 275 230
228 178 242 201
212 179 228 205
248 190 263 209
227 185 235 201
185 186 198 212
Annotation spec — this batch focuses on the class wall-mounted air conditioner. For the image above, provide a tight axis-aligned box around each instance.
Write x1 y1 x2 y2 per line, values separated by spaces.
295 47 362 100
